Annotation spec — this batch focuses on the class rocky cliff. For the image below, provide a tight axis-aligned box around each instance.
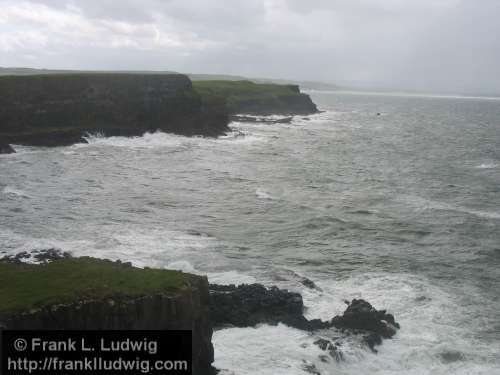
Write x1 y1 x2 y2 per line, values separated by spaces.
0 73 229 147
0 258 215 375
193 80 318 115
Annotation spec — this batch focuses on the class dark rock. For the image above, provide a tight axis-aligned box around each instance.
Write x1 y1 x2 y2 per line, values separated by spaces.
300 277 322 291
314 338 344 362
364 333 383 353
302 361 321 375
209 285 399 353
1 248 71 264
0 142 15 154
33 248 72 263
415 296 431 302
0 251 31 263
331 299 400 339
0 74 230 147
209 283 304 328
314 338 331 351
210 285 400 353
319 355 329 363
209 283 330 331
439 350 464 363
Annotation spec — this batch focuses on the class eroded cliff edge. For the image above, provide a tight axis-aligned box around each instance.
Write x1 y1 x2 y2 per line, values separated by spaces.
0 257 215 375
0 73 229 147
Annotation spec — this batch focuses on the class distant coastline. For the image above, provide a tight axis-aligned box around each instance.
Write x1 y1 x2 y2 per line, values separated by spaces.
0 72 317 150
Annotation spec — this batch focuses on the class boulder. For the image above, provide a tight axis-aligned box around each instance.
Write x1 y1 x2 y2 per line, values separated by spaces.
331 299 400 338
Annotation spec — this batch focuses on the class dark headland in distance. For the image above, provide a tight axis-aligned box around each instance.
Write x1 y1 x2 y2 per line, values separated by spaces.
0 68 321 152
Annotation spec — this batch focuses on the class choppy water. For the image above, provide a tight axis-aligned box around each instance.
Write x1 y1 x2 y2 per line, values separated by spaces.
1 91 500 374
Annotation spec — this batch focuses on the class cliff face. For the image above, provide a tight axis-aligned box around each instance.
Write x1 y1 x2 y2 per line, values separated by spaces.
0 257 214 375
0 73 229 146
0 277 213 375
193 80 318 116
226 91 317 115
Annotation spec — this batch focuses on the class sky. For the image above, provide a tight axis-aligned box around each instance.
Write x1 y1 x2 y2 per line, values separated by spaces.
0 0 499 94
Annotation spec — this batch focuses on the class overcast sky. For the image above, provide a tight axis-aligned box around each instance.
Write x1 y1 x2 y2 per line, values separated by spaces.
1 0 499 94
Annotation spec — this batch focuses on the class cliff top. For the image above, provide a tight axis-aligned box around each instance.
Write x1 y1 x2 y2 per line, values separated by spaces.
0 257 193 315
193 80 300 99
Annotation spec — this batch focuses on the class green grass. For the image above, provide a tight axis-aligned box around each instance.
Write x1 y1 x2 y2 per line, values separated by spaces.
192 80 299 98
0 257 192 315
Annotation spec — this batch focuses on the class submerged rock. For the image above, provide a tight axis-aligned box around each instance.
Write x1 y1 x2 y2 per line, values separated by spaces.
313 338 344 362
302 361 321 375
439 350 465 363
300 277 322 291
0 142 15 154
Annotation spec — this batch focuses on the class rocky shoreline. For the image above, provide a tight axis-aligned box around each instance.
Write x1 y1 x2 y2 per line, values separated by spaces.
0 73 229 148
2 250 400 374
0 74 318 151
209 283 399 353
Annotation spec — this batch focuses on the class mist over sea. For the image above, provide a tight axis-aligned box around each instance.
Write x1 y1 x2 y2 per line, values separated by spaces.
1 91 500 374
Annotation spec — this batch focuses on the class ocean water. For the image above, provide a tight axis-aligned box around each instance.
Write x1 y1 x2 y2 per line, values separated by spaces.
1 91 500 374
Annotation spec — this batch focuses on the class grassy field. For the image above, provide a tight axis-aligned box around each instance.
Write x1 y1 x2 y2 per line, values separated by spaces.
0 257 192 314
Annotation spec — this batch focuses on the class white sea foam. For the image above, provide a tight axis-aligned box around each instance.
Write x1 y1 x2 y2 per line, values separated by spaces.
81 131 187 149
0 227 217 267
214 324 329 375
398 195 500 220
2 186 31 198
255 188 274 200
475 163 498 169
207 271 257 285
218 128 269 144
79 129 270 151
213 272 500 374
0 227 256 285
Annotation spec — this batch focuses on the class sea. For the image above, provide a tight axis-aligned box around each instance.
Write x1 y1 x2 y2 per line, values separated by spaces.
1 90 500 374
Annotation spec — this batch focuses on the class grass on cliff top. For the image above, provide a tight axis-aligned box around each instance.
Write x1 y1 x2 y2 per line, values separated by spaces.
193 80 300 99
0 257 192 315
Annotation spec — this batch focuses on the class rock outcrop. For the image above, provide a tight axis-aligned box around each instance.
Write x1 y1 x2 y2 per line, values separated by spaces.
0 141 15 154
0 73 229 147
209 283 400 351
226 90 318 115
0 257 215 375
193 80 318 116
1 284 214 375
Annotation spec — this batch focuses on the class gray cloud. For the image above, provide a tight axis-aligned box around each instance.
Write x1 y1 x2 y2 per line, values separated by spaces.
0 0 499 94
